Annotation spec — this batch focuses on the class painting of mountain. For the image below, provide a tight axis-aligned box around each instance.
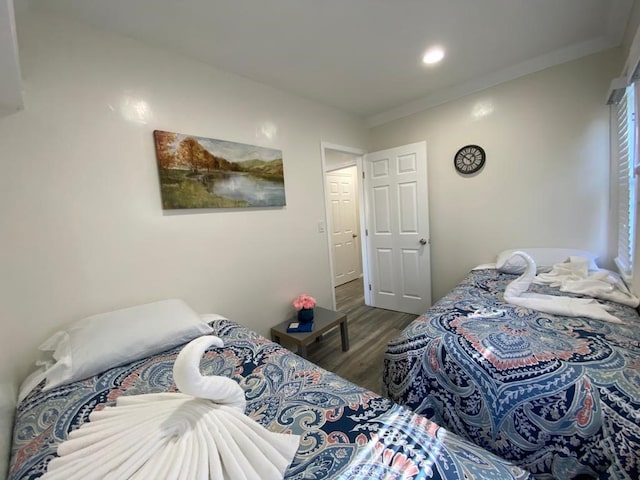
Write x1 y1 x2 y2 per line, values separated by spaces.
153 130 286 209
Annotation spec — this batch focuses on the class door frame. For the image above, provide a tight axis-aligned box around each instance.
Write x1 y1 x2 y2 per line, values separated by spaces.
320 142 369 309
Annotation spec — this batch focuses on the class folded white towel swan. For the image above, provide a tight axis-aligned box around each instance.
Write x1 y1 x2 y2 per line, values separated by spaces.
42 336 300 480
503 251 623 324
534 256 639 308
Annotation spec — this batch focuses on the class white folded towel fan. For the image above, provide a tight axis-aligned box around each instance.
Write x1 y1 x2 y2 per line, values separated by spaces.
42 336 300 480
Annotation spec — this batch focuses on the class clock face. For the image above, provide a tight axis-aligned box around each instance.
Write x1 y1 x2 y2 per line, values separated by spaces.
454 145 485 174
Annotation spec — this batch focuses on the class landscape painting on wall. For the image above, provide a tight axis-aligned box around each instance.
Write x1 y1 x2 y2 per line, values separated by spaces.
153 130 286 209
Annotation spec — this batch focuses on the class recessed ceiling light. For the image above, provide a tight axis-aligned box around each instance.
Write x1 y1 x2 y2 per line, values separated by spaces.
422 47 445 65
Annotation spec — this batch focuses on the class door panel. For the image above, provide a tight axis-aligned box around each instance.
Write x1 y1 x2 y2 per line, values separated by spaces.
401 248 421 298
377 248 394 293
363 142 431 314
373 186 391 233
398 182 418 232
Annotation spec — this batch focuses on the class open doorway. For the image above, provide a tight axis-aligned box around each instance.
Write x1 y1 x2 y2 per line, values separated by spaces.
321 143 367 309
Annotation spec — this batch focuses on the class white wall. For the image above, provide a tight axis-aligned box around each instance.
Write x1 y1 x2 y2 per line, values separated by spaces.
324 149 360 170
369 49 623 301
0 9 368 394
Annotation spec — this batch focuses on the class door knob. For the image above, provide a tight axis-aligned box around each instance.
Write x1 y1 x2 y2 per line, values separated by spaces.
352 234 358 238
419 238 428 245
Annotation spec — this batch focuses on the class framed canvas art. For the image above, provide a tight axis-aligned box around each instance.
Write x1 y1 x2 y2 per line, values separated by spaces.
153 130 285 209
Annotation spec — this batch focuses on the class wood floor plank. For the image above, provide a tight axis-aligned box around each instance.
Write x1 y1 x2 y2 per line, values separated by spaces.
306 278 417 395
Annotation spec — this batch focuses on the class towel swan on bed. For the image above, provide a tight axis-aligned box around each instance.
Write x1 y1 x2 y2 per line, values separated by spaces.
42 336 300 480
503 251 623 324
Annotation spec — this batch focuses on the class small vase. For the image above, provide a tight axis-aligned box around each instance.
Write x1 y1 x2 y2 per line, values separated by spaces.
297 308 314 323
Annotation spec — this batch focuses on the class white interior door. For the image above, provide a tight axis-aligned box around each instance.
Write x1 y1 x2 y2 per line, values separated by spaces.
327 168 361 286
363 141 431 314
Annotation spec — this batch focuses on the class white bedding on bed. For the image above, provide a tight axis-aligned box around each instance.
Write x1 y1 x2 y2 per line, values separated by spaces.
504 251 622 323
535 256 639 307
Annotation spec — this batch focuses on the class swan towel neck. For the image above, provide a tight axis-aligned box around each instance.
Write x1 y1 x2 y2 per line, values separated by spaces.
503 251 624 324
173 335 247 411
42 335 300 480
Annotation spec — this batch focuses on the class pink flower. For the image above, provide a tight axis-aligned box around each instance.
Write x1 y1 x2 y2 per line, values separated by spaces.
293 294 316 310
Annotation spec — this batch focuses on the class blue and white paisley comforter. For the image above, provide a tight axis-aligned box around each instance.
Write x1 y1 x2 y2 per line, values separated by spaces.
383 269 640 480
9 318 532 480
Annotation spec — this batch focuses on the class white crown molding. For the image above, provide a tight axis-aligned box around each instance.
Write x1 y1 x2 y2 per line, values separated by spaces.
366 2 633 128
366 36 617 128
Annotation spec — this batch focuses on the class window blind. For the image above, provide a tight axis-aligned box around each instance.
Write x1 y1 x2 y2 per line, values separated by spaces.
614 85 637 282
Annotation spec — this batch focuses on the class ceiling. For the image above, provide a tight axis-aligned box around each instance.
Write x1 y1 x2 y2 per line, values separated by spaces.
17 0 638 125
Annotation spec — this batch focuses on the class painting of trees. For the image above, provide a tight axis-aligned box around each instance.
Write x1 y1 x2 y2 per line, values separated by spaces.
152 130 285 210
176 136 200 173
153 130 177 170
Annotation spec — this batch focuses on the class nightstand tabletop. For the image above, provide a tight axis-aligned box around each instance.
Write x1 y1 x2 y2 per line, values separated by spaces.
270 306 349 358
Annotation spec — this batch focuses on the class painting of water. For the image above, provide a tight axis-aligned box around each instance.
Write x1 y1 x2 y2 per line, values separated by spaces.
153 130 285 209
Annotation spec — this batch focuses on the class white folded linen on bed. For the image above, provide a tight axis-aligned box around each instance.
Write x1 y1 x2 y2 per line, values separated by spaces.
534 256 639 308
42 336 300 480
503 251 623 324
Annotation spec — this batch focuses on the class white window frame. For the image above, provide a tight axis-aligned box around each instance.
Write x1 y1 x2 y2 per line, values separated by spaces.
613 84 637 284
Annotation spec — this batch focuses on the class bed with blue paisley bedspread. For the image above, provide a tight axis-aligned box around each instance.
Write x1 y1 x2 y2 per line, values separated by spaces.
382 268 640 480
9 318 532 480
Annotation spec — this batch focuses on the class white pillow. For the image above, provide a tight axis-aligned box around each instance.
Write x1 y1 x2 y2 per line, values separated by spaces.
39 299 213 390
496 248 599 274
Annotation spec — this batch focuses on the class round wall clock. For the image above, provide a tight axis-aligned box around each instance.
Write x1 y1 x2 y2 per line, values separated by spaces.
454 145 485 174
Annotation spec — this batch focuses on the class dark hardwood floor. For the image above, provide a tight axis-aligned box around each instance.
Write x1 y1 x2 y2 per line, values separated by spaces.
305 278 417 395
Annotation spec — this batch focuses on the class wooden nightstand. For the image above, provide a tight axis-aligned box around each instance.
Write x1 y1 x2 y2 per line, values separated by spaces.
270 306 349 358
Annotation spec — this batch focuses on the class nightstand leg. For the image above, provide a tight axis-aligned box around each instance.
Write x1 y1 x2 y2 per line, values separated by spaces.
340 320 349 351
299 344 308 358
